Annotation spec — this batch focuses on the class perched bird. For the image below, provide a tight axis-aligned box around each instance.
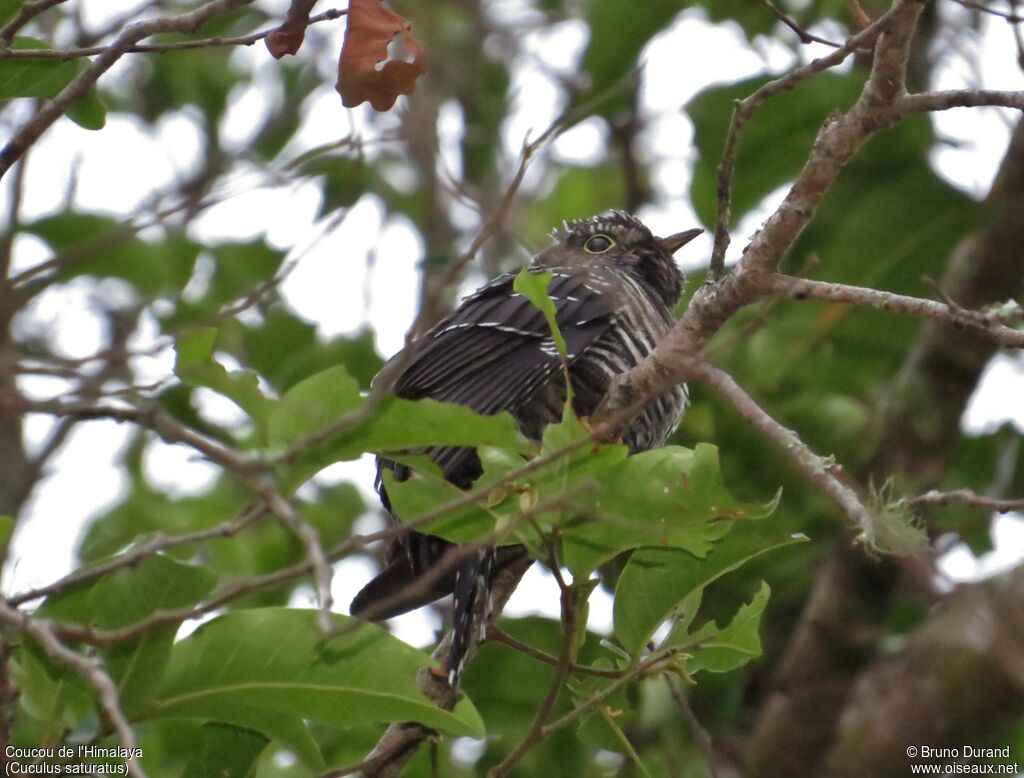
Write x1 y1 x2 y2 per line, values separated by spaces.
351 211 702 684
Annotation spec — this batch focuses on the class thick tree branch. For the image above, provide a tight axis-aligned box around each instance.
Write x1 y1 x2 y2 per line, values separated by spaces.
822 564 1024 777
748 114 1024 776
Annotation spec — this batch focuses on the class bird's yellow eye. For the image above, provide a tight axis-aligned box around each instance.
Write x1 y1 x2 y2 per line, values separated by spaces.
583 234 614 254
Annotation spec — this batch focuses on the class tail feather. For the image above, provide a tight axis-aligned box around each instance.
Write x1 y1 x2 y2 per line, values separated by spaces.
446 547 496 686
350 552 459 621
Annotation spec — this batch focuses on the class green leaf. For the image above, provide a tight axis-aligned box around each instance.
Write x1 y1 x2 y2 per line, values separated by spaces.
66 87 106 130
0 38 106 129
149 609 485 747
563 443 780 575
181 723 268 778
0 1 20 25
218 308 382 392
0 514 13 555
0 37 77 99
36 554 215 715
514 268 568 359
362 396 529 457
267 365 362 449
525 165 627 239
613 521 805 655
9 647 93 739
23 213 198 291
580 0 681 101
269 365 529 488
686 582 772 674
162 242 288 328
382 467 493 542
174 328 274 441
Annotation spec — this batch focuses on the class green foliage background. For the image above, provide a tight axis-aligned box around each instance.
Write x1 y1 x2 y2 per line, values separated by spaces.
1 1 1022 776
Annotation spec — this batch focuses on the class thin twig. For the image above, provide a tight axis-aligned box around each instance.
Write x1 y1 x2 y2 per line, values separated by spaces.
687 359 876 540
8 506 265 606
758 0 844 47
0 7 348 60
896 88 1024 114
904 489 1024 513
0 0 254 182
707 5 894 277
411 74 636 335
485 626 624 679
539 647 685 738
0 0 68 46
766 274 1024 348
950 0 1024 24
488 578 580 777
666 676 720 778
0 602 147 778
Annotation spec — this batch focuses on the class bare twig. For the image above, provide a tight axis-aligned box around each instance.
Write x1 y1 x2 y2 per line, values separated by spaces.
599 0 928 435
707 5 895 277
8 506 265 606
0 8 348 60
0 602 147 778
539 647 685 738
0 0 254 182
844 0 873 29
488 560 579 777
904 489 1024 513
758 0 844 47
897 88 1024 114
0 0 68 46
485 626 623 679
766 274 1024 348
686 359 876 540
666 677 720 778
950 0 1024 24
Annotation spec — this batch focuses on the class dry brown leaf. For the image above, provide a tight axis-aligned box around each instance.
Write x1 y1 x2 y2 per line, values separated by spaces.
335 0 427 111
265 0 319 59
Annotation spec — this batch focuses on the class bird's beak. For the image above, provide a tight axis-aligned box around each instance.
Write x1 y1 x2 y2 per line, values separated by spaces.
658 227 704 254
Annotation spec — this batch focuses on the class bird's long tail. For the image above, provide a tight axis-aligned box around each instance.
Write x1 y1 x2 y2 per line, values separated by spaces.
447 546 496 686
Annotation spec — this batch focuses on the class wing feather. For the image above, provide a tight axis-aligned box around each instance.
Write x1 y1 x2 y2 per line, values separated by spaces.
386 270 616 484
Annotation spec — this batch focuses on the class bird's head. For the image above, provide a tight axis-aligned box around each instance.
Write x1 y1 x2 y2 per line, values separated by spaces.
531 211 703 307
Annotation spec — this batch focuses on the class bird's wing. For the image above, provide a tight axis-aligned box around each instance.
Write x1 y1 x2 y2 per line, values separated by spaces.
387 269 616 485
394 270 614 410
356 270 614 622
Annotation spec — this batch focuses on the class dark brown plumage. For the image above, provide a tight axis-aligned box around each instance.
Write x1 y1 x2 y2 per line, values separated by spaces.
351 211 701 683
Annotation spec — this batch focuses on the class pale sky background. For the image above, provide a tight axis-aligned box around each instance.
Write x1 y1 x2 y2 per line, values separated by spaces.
2 0 1023 647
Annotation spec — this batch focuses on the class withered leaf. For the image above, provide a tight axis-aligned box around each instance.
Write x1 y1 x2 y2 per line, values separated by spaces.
265 0 319 59
336 0 427 112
